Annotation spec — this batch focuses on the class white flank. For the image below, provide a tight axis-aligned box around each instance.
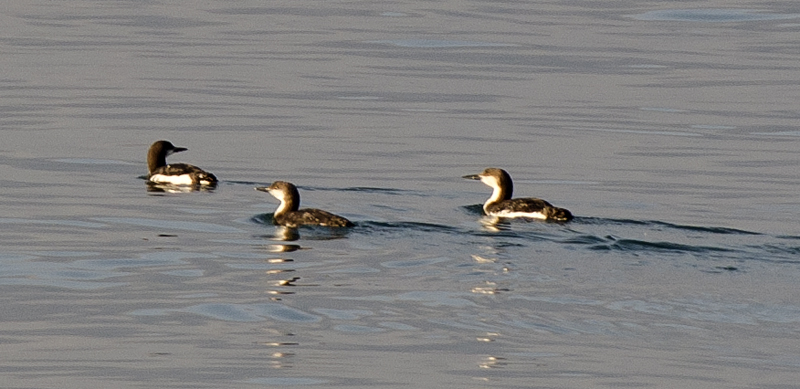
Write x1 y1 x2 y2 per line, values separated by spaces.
150 174 195 186
491 210 547 220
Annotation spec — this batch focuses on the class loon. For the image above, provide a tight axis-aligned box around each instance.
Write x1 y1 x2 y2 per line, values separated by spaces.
256 181 354 228
463 168 573 222
146 140 217 186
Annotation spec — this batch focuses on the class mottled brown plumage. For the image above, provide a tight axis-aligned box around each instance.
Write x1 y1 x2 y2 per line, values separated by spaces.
256 181 353 228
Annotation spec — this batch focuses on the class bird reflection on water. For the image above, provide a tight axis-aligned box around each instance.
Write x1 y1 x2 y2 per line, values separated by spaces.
144 180 218 194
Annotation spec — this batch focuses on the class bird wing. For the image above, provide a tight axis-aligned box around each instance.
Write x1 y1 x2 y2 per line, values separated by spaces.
299 209 352 227
150 164 217 183
486 198 553 214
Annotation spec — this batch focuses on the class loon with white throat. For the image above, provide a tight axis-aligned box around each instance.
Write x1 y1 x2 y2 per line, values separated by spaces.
256 181 353 228
463 168 573 222
146 140 217 186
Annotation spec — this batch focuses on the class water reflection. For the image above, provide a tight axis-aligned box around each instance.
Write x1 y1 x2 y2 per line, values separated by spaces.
263 248 299 299
265 258 294 264
265 243 301 252
264 352 296 370
471 281 510 295
257 228 307 298
478 356 508 369
145 180 217 193
273 226 300 242
468 241 513 298
274 277 300 287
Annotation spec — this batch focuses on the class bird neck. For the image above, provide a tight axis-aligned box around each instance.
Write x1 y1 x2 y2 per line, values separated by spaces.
274 195 299 217
484 179 512 210
147 150 167 173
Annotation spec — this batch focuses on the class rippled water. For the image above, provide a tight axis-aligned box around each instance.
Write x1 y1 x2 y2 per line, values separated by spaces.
2 2 800 388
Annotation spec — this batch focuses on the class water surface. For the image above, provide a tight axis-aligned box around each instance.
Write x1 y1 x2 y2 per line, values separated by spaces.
2 1 800 388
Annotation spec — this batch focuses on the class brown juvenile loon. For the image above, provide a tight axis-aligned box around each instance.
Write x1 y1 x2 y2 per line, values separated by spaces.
255 181 353 228
463 168 573 222
146 140 217 186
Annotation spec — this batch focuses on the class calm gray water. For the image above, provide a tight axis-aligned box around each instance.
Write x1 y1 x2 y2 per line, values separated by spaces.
2 1 800 388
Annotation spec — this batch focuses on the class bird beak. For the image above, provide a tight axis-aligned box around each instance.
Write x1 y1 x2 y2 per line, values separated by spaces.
255 187 270 192
170 147 188 155
462 174 481 180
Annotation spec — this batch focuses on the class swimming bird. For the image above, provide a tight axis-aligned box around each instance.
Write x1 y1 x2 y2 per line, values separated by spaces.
256 181 354 228
146 140 217 186
463 168 573 222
